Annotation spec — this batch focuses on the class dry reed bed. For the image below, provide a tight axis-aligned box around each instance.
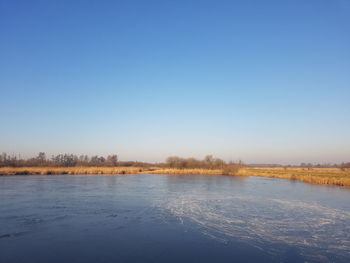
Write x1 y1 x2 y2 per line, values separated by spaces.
0 167 142 175
238 167 350 187
0 167 226 176
144 168 224 175
1 167 349 187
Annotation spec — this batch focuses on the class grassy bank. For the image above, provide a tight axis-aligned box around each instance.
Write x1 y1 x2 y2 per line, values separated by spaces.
145 168 224 175
0 166 143 175
237 167 350 187
1 166 349 187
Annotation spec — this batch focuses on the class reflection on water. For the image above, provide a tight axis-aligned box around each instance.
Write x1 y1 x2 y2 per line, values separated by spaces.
0 174 349 263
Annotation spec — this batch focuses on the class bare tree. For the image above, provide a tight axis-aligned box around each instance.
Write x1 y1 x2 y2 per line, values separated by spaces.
107 155 118 166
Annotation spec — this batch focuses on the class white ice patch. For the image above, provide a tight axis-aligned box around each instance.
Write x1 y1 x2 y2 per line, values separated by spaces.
160 195 350 261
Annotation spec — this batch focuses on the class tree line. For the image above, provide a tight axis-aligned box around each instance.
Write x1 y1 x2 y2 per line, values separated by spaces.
163 155 244 175
0 152 243 171
164 155 242 169
0 152 149 168
1 152 348 170
299 162 350 169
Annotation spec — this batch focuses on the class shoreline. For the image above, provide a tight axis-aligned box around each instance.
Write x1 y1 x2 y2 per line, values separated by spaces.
0 167 349 187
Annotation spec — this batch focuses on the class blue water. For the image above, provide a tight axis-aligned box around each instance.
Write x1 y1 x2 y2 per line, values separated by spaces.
1 174 349 263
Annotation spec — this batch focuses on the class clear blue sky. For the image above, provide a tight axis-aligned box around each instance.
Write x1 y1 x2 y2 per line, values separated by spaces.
1 0 349 164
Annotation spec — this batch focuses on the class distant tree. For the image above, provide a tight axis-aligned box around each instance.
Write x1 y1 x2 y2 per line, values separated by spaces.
98 156 106 163
107 155 118 166
204 155 215 169
166 156 181 168
37 152 46 166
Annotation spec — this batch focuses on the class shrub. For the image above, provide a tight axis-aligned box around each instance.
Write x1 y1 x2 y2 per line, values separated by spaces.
222 164 240 175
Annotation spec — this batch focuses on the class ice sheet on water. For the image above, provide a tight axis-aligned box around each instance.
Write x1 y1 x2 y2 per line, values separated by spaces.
158 194 350 261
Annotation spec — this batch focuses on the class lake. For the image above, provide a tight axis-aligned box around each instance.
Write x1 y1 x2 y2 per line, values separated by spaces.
1 174 349 263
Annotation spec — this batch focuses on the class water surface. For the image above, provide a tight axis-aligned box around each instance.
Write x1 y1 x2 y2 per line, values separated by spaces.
1 174 349 262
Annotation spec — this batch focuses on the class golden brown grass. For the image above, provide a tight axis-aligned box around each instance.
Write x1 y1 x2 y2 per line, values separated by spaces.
1 166 350 187
143 168 224 175
0 166 143 175
237 167 350 187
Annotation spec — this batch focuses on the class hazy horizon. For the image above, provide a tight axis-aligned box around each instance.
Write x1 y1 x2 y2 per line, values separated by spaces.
1 0 349 164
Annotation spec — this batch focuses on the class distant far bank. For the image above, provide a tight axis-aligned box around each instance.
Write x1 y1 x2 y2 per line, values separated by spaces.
1 152 350 186
0 166 349 187
2 152 350 169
